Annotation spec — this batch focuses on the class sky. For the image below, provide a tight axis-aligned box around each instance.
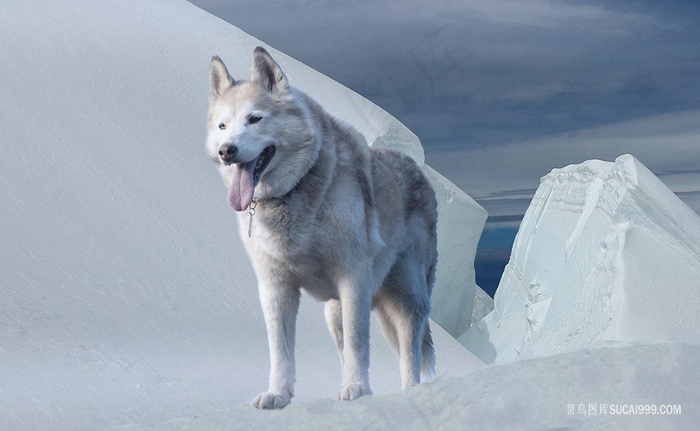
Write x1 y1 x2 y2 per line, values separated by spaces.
188 0 700 295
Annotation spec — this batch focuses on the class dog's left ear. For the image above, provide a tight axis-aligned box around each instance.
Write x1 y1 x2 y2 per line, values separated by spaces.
251 47 289 95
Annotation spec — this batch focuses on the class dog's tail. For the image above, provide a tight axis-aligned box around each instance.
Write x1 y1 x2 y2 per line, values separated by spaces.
421 320 436 381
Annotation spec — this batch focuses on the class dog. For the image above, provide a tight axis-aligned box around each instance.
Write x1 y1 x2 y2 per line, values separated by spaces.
206 47 437 409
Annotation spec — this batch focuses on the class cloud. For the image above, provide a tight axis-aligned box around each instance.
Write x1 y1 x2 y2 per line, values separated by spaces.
415 0 655 33
428 109 700 224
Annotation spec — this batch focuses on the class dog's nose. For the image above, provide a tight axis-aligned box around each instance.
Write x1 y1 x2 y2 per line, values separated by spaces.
218 144 238 163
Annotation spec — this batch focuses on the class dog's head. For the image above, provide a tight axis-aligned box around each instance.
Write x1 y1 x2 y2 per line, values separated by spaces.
207 47 320 211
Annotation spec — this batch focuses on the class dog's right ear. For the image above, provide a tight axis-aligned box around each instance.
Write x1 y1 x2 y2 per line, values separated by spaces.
210 56 235 100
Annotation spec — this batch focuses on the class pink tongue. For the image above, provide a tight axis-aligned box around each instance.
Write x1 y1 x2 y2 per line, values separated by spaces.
228 159 257 212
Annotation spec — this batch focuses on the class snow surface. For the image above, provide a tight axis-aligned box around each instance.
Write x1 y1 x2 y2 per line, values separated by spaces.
0 1 488 430
112 343 700 430
462 155 700 364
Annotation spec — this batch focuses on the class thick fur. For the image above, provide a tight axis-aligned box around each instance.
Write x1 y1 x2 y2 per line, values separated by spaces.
207 47 437 409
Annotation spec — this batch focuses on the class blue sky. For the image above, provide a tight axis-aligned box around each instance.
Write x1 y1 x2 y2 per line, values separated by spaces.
189 0 700 295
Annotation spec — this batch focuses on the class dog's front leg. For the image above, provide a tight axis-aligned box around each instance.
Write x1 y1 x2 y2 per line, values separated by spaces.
337 272 373 401
252 280 301 409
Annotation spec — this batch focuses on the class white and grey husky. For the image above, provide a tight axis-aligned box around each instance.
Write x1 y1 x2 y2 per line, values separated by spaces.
206 47 437 409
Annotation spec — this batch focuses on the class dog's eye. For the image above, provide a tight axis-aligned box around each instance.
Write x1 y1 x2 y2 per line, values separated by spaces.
249 115 263 125
218 123 226 130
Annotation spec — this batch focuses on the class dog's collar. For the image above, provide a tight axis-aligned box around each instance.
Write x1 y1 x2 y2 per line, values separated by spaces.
246 193 292 238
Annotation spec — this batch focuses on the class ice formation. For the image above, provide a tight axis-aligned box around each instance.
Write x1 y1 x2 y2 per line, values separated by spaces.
423 166 489 337
0 1 487 429
461 155 700 364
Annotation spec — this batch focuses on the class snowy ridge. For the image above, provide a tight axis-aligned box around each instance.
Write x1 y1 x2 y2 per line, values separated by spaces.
462 155 700 364
112 343 700 431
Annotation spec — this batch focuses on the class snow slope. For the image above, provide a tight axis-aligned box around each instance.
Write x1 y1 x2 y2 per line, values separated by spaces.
113 343 700 431
0 1 487 430
462 155 700 364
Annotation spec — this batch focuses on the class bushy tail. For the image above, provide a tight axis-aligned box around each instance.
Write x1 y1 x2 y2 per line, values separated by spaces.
421 321 436 381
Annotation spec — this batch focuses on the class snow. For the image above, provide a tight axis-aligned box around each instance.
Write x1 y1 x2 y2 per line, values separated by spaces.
461 155 700 364
0 1 488 430
111 342 700 430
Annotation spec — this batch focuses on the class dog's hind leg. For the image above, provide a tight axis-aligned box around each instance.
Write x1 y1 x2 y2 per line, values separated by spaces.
380 257 432 389
396 309 426 389
377 290 426 388
375 303 399 356
324 299 344 368
378 295 435 386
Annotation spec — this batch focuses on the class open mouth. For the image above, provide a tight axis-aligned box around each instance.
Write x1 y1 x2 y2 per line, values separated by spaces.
228 145 275 212
251 145 275 184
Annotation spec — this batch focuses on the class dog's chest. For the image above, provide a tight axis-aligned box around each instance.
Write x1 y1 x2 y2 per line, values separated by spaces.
242 204 325 266
241 194 370 288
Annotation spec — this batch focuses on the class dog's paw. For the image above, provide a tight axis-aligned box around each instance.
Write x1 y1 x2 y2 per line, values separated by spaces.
251 391 292 409
338 382 372 401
